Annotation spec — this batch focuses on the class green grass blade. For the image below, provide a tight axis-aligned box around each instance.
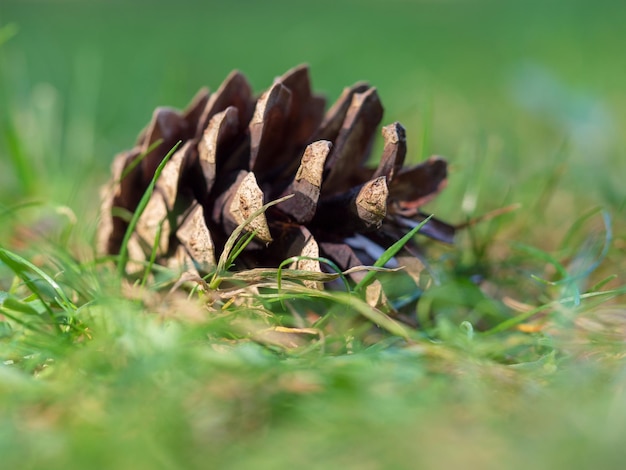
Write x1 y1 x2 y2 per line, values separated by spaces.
2 295 44 316
116 141 181 277
482 287 626 336
227 229 258 269
588 274 618 292
0 247 75 311
255 285 414 340
140 220 164 289
118 139 163 184
558 206 604 253
0 200 44 220
565 210 612 283
0 307 52 335
277 256 351 294
511 242 570 280
1 295 62 336
331 291 413 340
354 214 433 294
210 194 294 289
2 119 36 196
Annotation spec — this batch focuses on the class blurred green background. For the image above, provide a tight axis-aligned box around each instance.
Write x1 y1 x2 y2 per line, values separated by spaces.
2 0 625 237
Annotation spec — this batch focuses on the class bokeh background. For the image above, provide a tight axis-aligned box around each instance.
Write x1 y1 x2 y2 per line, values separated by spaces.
2 0 625 242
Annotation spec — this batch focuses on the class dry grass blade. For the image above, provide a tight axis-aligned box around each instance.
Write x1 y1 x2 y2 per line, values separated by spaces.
252 284 414 340
226 264 402 284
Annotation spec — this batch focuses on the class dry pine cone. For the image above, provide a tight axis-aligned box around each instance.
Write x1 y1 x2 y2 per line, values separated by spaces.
98 65 454 297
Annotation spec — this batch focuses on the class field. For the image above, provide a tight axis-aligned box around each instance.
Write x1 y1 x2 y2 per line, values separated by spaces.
1 0 626 468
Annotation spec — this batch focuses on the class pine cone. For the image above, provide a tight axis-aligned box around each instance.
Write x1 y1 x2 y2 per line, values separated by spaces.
98 65 453 292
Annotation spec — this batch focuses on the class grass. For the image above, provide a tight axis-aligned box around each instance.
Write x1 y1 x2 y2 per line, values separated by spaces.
2 0 626 468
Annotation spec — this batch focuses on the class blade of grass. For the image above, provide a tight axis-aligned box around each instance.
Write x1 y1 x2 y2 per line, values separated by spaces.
512 242 569 280
222 266 399 285
140 219 164 289
209 194 294 289
558 206 604 253
2 294 72 335
276 256 347 310
2 116 35 196
277 256 351 294
227 228 259 269
482 286 626 336
531 139 568 216
0 307 52 336
255 285 414 340
118 139 163 183
0 248 75 333
3 295 45 317
116 141 181 277
0 200 44 220
524 210 612 306
354 214 433 294
588 274 618 292
565 210 612 283
0 247 75 311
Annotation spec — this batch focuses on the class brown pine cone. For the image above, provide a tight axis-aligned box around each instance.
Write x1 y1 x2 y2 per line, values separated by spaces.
98 65 453 290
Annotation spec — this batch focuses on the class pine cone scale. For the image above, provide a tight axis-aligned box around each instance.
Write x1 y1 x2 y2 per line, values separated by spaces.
322 87 384 196
195 71 253 137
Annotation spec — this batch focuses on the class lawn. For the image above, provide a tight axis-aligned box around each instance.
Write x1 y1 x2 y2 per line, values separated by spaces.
1 0 626 468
